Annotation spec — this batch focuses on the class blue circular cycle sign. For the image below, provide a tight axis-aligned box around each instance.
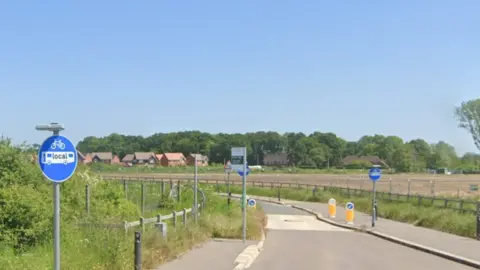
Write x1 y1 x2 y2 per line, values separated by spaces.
368 167 382 182
346 202 354 210
38 135 78 183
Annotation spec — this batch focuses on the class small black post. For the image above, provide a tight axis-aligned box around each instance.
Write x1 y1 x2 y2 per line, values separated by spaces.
277 187 280 202
476 202 480 240
85 184 90 215
374 201 378 220
134 231 142 270
227 192 231 205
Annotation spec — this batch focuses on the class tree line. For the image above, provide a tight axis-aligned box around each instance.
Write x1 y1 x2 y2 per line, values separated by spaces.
73 97 480 173
75 131 479 172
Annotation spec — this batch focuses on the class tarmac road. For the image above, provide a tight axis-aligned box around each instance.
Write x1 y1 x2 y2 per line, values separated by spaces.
252 202 475 270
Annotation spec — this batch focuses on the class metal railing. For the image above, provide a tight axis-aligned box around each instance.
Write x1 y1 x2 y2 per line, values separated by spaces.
78 179 206 270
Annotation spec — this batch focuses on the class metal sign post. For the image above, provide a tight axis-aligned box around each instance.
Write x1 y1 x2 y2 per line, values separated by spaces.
368 167 381 227
36 123 78 270
194 154 198 223
231 147 248 244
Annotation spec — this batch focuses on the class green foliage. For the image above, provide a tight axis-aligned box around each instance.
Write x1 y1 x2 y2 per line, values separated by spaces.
0 139 139 251
456 98 480 151
76 127 478 172
0 138 267 269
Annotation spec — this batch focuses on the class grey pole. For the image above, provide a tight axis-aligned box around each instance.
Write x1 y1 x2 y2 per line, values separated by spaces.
52 128 61 270
194 154 198 223
372 181 376 227
35 123 64 270
242 149 247 244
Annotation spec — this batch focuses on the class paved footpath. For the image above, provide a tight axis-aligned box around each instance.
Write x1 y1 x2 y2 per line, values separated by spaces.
156 238 258 270
248 194 480 264
251 202 473 270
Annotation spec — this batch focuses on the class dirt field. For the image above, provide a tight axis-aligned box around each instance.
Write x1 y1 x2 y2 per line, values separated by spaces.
100 172 480 197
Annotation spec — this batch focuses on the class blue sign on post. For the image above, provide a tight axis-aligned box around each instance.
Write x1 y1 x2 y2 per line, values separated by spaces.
38 135 78 182
247 198 256 207
346 202 354 210
237 164 251 177
368 167 382 182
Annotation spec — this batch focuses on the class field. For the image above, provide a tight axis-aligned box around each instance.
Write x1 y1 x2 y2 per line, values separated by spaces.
99 172 480 198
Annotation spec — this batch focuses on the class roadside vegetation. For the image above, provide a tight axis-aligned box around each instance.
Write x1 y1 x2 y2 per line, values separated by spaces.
0 139 265 270
216 184 476 239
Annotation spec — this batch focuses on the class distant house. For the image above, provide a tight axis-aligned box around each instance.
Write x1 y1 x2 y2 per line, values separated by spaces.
133 152 157 165
90 152 120 164
263 153 290 166
122 154 135 165
186 153 209 166
77 151 90 164
342 156 388 167
156 154 164 162
160 153 186 167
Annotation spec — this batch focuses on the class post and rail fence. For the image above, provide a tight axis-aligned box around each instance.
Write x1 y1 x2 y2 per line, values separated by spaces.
102 175 480 214
77 179 206 270
100 175 480 241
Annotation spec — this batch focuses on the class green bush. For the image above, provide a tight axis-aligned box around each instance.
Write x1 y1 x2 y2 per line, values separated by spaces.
0 139 138 250
0 140 267 269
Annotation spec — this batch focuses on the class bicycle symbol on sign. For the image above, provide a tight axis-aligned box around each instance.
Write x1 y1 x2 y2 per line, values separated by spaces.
51 139 66 150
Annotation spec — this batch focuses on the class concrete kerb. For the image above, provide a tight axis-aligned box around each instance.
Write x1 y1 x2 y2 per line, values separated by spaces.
233 229 266 270
288 204 480 269
228 194 480 269
367 230 480 269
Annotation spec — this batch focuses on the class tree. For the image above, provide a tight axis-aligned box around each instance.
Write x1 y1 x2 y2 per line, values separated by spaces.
455 98 480 151
74 129 470 172
391 145 413 172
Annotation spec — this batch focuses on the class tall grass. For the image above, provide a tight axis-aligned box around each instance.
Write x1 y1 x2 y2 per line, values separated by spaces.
0 186 265 270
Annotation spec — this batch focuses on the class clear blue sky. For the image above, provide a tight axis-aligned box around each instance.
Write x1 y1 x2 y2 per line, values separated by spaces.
1 1 479 154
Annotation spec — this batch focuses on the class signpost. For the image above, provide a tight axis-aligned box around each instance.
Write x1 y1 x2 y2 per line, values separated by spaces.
231 147 247 244
368 167 381 227
36 123 77 270
345 202 355 225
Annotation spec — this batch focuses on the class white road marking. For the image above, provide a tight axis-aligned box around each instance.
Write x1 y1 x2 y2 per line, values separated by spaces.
265 214 351 232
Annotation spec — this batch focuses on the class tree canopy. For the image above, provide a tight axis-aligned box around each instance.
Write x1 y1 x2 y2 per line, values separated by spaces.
76 131 480 172
455 98 480 151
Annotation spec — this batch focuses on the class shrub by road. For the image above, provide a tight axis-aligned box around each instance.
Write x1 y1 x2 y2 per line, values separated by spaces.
0 140 265 269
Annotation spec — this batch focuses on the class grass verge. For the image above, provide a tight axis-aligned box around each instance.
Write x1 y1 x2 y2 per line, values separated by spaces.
213 184 477 239
91 163 381 175
0 188 266 270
